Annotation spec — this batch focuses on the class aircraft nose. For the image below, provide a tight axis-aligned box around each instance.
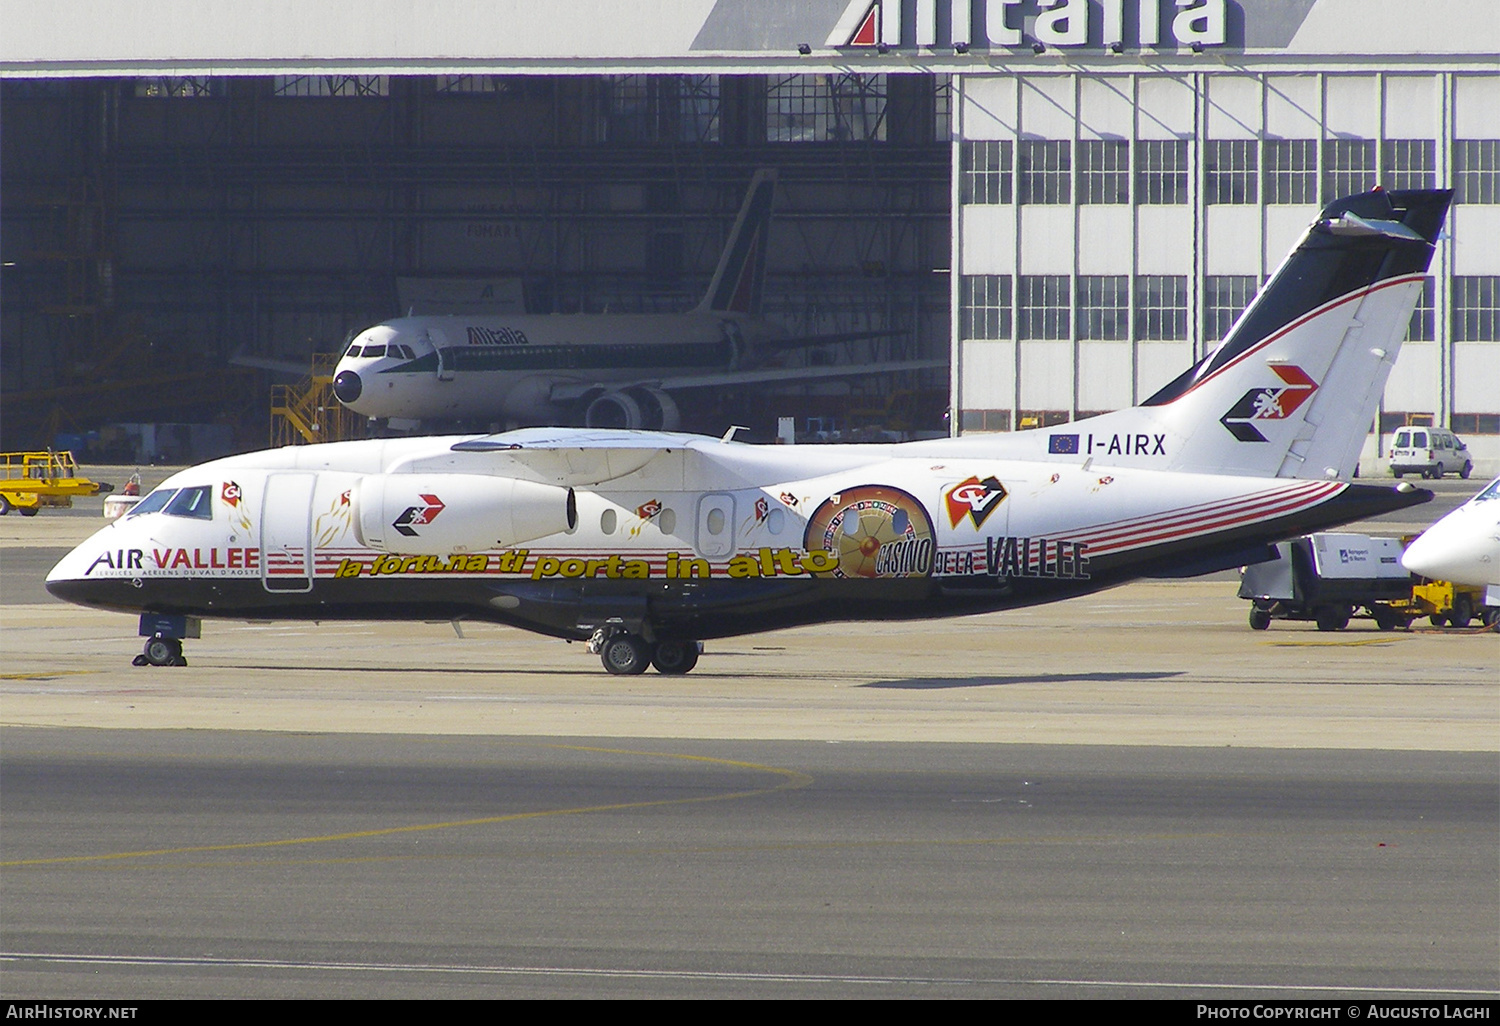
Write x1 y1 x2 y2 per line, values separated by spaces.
333 370 363 404
1401 530 1481 582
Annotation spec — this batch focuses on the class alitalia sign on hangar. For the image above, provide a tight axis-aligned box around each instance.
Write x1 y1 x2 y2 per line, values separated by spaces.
828 0 1227 51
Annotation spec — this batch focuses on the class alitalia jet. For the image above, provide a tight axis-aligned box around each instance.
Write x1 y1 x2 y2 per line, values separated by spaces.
330 169 940 430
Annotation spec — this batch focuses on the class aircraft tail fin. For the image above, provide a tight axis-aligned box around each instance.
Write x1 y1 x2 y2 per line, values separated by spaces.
1073 188 1452 479
699 169 777 316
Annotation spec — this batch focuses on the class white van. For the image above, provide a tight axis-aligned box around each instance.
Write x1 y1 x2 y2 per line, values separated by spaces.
1388 426 1473 479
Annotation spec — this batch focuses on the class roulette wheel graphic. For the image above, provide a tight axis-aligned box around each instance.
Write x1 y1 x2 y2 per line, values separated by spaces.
803 485 935 579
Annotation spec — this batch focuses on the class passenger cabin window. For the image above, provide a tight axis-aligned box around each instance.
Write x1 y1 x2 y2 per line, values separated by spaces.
164 485 213 519
127 488 177 516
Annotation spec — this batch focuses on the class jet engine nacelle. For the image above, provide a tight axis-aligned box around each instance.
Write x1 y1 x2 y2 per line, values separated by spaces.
583 386 680 431
352 474 577 555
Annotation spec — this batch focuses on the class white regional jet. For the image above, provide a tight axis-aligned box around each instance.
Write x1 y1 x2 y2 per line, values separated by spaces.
49 189 1452 674
330 169 939 430
1401 477 1500 625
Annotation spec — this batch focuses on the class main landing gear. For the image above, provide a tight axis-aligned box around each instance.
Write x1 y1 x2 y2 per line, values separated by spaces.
589 626 702 675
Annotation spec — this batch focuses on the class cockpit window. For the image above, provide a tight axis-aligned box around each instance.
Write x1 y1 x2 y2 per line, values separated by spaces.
127 488 177 517
164 485 213 520
345 345 363 358
363 344 387 358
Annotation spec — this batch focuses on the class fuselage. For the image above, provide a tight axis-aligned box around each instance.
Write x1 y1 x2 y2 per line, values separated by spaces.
46 431 1426 643
332 311 771 423
1401 477 1500 587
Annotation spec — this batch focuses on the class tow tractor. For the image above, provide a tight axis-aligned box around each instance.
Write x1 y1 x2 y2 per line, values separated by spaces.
0 451 111 516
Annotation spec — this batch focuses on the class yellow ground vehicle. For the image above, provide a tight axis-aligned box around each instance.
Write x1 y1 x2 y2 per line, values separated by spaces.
1403 579 1491 628
0 451 110 516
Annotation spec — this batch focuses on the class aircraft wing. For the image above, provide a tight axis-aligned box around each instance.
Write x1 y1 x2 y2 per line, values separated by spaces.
548 358 946 403
439 429 686 485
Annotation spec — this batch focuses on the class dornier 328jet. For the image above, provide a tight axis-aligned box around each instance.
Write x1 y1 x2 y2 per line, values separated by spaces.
329 169 941 431
49 189 1451 675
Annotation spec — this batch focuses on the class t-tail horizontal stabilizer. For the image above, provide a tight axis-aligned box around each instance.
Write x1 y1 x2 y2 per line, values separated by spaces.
1074 189 1453 480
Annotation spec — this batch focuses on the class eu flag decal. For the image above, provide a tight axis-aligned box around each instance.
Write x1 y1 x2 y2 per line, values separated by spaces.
1048 434 1080 454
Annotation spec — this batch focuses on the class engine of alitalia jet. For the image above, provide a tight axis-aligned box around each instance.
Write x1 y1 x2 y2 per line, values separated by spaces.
352 474 577 556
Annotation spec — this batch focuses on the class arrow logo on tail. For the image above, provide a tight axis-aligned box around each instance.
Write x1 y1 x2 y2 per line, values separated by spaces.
1220 365 1319 442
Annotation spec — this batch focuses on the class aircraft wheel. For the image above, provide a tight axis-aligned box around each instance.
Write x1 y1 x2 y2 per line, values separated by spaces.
1450 594 1474 629
143 636 183 667
1315 606 1350 632
1461 461 1473 480
600 634 652 676
651 640 700 675
1248 608 1272 631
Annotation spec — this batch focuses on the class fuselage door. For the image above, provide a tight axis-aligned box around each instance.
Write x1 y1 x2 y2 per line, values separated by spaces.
695 493 736 559
435 331 455 382
260 473 316 592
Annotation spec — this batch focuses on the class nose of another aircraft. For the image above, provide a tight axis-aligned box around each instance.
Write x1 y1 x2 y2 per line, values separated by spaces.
1401 522 1492 583
333 369 363 403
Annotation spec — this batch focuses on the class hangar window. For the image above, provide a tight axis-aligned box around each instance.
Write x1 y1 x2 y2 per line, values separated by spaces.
1077 276 1129 340
934 75 953 142
1453 277 1500 342
1205 276 1258 341
1265 140 1318 204
273 76 389 97
438 76 512 94
1077 141 1128 204
1135 276 1188 341
768 74 886 143
608 75 720 144
1455 140 1499 204
1451 414 1500 436
1018 140 1070 205
961 141 1013 204
1206 140 1257 204
1382 139 1436 191
961 275 1012 340
960 410 1012 433
1323 139 1376 201
1018 275 1070 340
1407 277 1435 342
134 78 219 98
1135 140 1188 204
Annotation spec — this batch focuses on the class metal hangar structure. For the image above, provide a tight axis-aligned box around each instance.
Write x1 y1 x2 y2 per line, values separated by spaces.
2 0 1497 470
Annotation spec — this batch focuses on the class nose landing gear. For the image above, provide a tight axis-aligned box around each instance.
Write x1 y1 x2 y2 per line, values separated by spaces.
134 635 186 667
132 614 198 667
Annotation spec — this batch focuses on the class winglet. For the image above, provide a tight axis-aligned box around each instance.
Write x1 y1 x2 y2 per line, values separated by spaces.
699 170 777 316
